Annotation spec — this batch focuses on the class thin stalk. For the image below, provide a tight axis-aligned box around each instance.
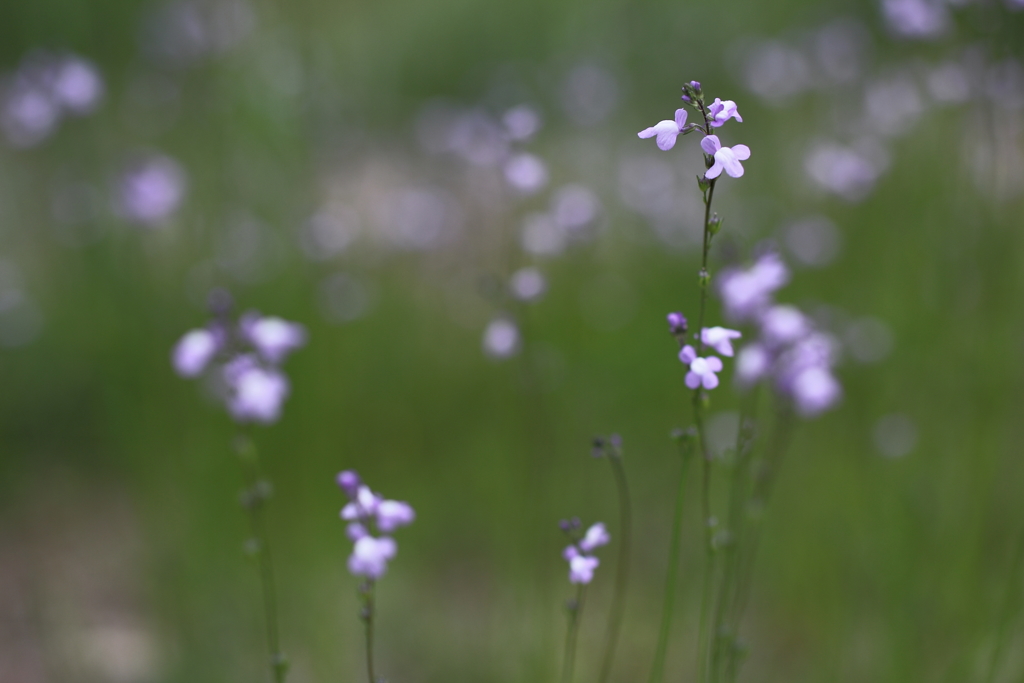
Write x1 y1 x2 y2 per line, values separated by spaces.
361 581 377 683
711 390 760 683
647 441 693 683
984 526 1024 683
598 453 633 683
562 584 588 683
236 436 288 683
725 407 794 683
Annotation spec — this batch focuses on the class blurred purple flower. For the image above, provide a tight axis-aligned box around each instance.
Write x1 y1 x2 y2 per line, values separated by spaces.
680 345 723 390
226 365 290 424
242 314 307 364
717 253 790 322
116 154 187 226
172 328 220 377
503 153 549 194
788 366 842 416
567 551 600 584
760 305 810 348
348 536 397 579
667 312 688 337
701 326 742 357
376 500 416 533
735 343 771 387
701 135 751 179
51 56 104 115
638 108 688 151
708 98 742 127
578 522 611 552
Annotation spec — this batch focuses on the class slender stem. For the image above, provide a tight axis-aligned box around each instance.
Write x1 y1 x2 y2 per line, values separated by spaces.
984 526 1024 683
236 435 287 683
361 581 377 683
598 453 633 683
562 584 588 683
647 441 692 683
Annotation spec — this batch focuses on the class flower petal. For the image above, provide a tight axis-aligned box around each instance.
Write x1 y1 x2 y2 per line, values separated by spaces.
675 108 687 130
718 149 745 178
679 344 697 364
706 356 723 372
700 135 721 155
703 372 720 390
705 159 723 180
732 144 751 161
685 372 701 389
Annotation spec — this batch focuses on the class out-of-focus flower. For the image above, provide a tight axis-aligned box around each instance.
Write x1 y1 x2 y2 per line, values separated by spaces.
338 471 414 580
680 345 724 390
701 135 751 179
172 328 220 377
804 142 886 202
760 305 809 347
242 314 307 364
116 154 187 226
881 0 948 39
708 98 742 127
227 365 290 424
502 105 541 140
638 108 689 151
701 327 742 357
561 518 608 584
51 56 104 115
787 366 841 416
735 343 770 386
510 268 547 302
667 312 688 338
503 153 549 194
718 252 790 322
348 536 397 579
578 522 610 552
482 318 520 359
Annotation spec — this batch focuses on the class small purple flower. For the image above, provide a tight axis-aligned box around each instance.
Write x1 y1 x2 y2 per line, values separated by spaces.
172 328 220 377
376 500 416 533
227 365 290 424
348 536 397 579
760 305 810 347
578 522 611 552
718 253 790 322
789 366 842 416
568 553 600 584
336 470 361 497
638 108 688 151
679 345 724 390
701 135 751 179
707 98 742 128
701 326 742 357
735 343 771 386
667 312 688 337
242 314 307 364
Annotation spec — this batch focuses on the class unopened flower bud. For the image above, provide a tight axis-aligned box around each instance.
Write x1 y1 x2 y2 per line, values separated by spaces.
709 214 723 235
667 312 688 338
698 269 711 288
697 175 711 193
559 519 572 533
337 470 361 497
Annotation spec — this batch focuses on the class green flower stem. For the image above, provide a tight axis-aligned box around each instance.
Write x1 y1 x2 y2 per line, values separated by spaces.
598 451 633 683
360 580 378 683
235 435 288 683
647 438 693 683
562 583 588 683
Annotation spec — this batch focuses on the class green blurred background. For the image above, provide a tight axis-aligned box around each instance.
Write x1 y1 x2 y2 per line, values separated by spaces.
1 0 1024 681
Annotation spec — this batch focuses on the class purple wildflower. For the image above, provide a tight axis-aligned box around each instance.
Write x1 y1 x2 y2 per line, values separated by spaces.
578 522 611 552
701 135 751 179
679 345 724 390
760 305 810 348
735 343 771 387
561 520 609 585
701 326 742 357
638 108 689 151
242 313 307 364
338 471 415 580
226 365 290 424
717 253 790 322
667 312 688 338
348 536 397 579
172 328 220 377
707 98 742 127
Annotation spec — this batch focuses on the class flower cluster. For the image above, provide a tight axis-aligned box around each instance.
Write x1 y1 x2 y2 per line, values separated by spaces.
338 470 415 579
719 253 842 416
560 518 610 584
172 293 306 424
638 83 751 180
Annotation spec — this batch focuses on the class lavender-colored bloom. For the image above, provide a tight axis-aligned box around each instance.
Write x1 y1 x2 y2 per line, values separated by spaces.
788 366 842 416
243 314 307 364
718 253 790 322
172 328 219 377
760 305 809 347
504 153 549 194
337 470 361 496
638 108 688 151
568 554 600 584
701 327 742 357
51 57 104 115
578 522 611 552
1 80 61 148
226 365 290 424
735 343 771 386
708 98 742 127
348 536 397 579
680 345 723 390
667 312 688 337
116 154 187 226
346 522 368 541
482 318 520 359
701 135 751 179
376 500 416 532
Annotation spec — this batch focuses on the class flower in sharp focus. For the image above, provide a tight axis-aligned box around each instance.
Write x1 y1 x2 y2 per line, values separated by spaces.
701 326 742 357
708 98 742 127
701 135 751 179
638 108 689 151
679 345 724 390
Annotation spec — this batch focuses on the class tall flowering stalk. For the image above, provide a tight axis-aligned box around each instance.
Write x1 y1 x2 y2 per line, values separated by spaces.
337 470 415 683
172 291 306 682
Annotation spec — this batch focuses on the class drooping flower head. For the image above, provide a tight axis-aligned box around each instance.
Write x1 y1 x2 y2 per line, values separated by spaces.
638 108 690 151
338 471 415 580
